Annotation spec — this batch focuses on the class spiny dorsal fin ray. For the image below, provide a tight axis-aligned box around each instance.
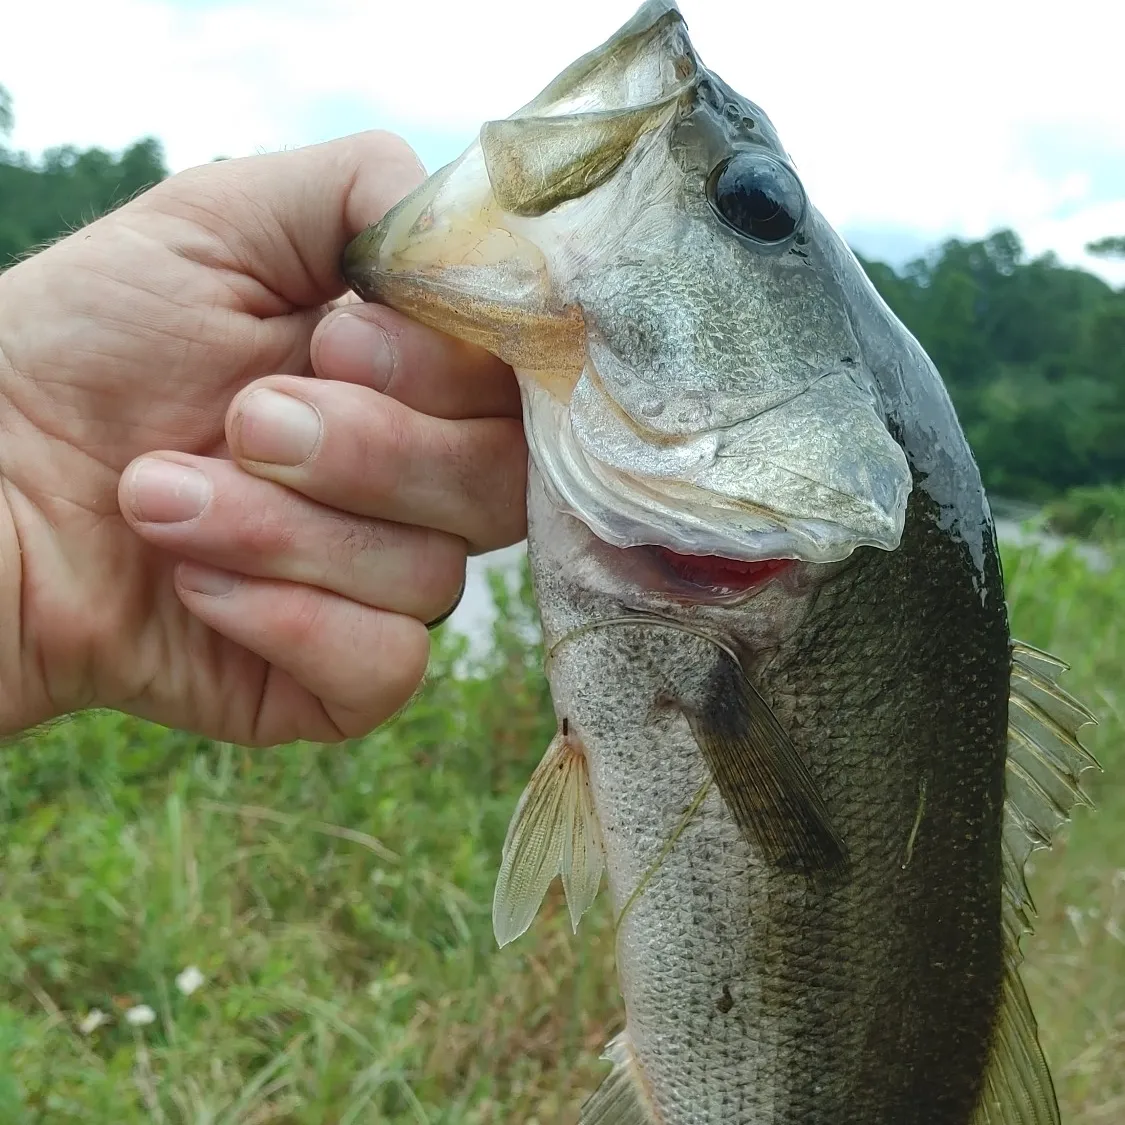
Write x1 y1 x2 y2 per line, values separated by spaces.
970 639 1098 1125
491 731 605 947
580 1032 660 1125
1002 639 1099 953
681 654 848 876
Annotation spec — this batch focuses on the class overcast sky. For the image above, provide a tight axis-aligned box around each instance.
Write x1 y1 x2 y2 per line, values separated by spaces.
2 0 1123 283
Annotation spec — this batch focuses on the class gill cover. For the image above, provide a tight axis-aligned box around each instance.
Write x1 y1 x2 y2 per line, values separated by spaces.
343 0 913 564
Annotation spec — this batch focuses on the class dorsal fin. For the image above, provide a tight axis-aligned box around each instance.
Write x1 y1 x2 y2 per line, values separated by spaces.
971 640 1099 1125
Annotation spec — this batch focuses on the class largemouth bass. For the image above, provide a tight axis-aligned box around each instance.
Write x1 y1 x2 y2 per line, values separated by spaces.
343 3 1098 1122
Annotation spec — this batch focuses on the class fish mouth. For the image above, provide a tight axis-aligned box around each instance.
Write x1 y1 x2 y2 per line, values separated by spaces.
343 0 912 565
618 543 799 607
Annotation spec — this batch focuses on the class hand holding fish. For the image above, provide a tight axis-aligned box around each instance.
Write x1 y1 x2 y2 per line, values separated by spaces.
0 131 527 743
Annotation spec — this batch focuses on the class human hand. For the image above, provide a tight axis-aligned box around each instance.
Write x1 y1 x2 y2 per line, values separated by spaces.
0 132 527 744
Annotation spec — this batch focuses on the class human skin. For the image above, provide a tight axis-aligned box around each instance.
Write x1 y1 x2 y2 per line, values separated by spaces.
0 131 527 745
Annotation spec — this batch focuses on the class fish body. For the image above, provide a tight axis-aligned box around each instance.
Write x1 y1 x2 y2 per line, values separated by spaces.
343 4 1097 1122
531 481 1009 1124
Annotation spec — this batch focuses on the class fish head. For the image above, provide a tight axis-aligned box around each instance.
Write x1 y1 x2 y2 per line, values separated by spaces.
343 0 914 567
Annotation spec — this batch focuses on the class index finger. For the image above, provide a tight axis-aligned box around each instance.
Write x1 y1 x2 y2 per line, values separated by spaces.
311 303 522 420
141 130 426 310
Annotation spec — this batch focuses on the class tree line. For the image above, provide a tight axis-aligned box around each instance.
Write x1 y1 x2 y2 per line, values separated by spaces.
2 84 1122 505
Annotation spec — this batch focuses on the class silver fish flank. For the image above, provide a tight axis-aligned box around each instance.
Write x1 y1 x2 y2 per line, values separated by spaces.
344 4 1098 1123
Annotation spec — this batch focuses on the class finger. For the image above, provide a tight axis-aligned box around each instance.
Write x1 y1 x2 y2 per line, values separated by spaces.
175 564 429 742
311 304 521 420
119 455 468 624
142 130 426 308
226 376 528 553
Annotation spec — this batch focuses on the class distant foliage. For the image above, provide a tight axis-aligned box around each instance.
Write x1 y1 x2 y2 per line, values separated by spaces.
859 231 1125 502
1087 236 1125 260
1043 483 1125 543
0 84 167 268
0 83 1122 503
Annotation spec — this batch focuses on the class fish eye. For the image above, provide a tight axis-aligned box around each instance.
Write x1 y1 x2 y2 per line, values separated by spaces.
707 152 806 245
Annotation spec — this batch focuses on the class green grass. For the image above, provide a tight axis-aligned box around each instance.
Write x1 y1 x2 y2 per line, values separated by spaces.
1005 542 1125 1122
0 548 1120 1123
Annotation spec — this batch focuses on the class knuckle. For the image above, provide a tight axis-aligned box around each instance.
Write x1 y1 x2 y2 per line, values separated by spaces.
228 501 297 560
328 514 391 570
365 130 426 180
278 584 330 649
355 399 412 501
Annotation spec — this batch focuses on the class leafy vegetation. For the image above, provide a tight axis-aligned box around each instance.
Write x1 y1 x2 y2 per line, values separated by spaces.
1044 484 1125 543
0 103 164 268
859 232 1125 502
0 546 1119 1122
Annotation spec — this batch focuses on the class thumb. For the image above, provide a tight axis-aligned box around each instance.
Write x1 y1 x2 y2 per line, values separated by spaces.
142 130 427 309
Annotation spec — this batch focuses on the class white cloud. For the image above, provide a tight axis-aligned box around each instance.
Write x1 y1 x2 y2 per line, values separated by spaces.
2 0 1123 276
1023 200 1125 289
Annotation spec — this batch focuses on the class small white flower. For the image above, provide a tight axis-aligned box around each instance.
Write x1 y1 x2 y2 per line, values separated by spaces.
1065 905 1087 947
78 1009 109 1035
175 966 205 997
125 1004 157 1026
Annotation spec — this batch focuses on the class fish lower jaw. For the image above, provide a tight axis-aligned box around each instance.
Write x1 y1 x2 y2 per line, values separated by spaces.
520 374 908 569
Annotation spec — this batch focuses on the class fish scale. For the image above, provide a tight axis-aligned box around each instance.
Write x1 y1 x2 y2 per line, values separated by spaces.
523 488 1006 1124
343 3 1098 1121
754 492 1010 1122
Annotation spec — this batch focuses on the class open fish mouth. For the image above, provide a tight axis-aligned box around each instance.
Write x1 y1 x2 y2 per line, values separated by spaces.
608 541 800 606
343 0 912 564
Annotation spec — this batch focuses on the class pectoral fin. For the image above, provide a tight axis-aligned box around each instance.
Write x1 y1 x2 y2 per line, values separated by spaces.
680 655 848 876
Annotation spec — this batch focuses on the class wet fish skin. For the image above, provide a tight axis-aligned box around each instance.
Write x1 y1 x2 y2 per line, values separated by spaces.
532 473 1009 1123
343 3 1095 1122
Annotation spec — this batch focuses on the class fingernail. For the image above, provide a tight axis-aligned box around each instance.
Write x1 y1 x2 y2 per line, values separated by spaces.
321 313 394 391
127 460 211 523
237 389 322 466
177 563 238 597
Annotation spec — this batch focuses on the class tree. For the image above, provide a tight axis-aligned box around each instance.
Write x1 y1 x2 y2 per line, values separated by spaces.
1086 236 1125 260
860 229 1123 501
0 89 168 267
